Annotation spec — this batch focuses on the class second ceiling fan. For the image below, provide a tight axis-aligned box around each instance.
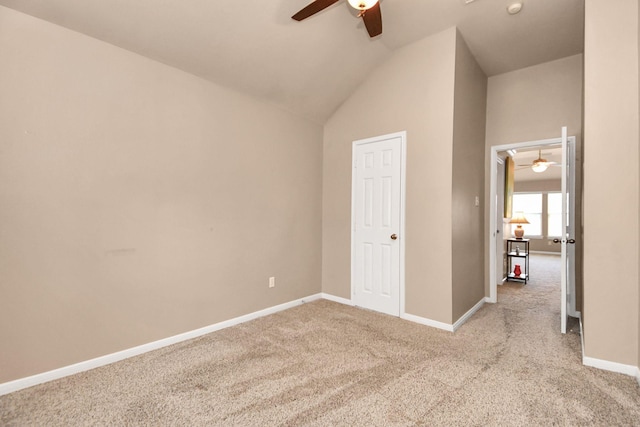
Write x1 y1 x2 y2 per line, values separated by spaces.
292 0 383 38
517 150 558 173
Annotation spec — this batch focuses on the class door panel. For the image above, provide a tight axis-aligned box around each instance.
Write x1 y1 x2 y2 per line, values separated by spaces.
352 134 403 316
560 126 568 334
496 157 506 285
565 137 578 319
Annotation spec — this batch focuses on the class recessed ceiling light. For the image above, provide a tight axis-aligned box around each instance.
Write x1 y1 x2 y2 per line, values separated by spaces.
507 2 523 15
464 0 477 4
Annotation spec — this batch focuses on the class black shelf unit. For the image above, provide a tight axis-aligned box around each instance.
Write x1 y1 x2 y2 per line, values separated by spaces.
506 238 529 283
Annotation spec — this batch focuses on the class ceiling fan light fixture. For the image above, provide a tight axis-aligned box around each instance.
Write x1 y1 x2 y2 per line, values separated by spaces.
347 0 378 11
531 161 548 173
507 2 523 15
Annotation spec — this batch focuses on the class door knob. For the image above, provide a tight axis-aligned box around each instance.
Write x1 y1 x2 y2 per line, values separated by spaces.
552 238 576 244
390 234 398 240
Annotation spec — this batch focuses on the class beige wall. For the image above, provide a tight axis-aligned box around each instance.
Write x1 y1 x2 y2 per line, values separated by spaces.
0 7 323 383
484 54 583 298
514 179 561 192
583 0 639 366
323 28 457 323
451 32 487 321
485 54 583 146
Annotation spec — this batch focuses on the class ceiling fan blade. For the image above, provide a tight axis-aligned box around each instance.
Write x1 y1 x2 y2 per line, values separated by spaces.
292 0 341 21
362 2 382 37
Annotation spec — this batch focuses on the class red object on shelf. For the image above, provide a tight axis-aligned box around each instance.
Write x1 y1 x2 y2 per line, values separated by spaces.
513 265 522 277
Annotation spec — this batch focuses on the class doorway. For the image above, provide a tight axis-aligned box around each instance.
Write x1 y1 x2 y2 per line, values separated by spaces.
489 132 579 332
351 131 406 317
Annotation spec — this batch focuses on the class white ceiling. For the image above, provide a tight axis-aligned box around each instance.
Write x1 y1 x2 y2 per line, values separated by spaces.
0 0 585 123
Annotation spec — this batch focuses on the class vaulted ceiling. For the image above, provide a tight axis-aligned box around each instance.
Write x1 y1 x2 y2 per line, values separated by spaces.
0 0 584 123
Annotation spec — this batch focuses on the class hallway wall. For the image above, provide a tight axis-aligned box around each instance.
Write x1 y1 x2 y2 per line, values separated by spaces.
583 0 639 367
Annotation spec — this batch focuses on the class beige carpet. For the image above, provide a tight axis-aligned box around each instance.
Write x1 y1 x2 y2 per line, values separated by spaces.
2 255 640 426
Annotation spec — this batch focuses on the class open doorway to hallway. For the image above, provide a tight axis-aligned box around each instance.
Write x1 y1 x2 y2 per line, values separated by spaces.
489 132 581 334
502 144 564 276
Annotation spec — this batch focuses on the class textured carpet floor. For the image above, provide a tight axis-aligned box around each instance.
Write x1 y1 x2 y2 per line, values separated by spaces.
2 255 640 426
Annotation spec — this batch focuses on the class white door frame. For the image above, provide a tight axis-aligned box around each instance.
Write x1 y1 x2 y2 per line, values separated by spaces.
495 155 506 287
488 135 576 305
351 131 407 316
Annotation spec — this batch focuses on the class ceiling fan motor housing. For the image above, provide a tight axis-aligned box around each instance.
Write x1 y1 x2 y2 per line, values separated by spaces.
533 157 547 165
348 0 378 11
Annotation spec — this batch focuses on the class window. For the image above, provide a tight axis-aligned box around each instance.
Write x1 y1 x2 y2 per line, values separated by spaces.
512 193 542 236
547 193 563 237
512 191 566 239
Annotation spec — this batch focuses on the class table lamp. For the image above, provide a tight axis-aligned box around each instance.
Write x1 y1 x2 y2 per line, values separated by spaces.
509 211 529 239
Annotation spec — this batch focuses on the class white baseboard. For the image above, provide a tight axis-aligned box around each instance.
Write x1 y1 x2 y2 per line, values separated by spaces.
579 318 639 378
401 312 454 332
0 293 323 397
320 293 354 306
324 293 477 334
529 250 561 256
583 356 639 377
452 298 485 332
10 292 610 397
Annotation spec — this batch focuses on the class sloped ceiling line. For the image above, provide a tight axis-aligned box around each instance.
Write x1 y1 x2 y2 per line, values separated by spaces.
0 0 584 123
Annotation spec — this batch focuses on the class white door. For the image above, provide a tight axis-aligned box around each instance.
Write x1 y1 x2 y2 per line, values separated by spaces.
560 126 576 334
566 138 578 319
352 133 404 317
496 156 506 285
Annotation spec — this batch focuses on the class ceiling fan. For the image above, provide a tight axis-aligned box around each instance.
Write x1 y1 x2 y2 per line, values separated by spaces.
292 0 382 38
516 150 558 173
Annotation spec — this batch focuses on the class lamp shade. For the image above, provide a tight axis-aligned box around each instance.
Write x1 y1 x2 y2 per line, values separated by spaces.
348 0 378 11
509 211 529 238
509 211 530 225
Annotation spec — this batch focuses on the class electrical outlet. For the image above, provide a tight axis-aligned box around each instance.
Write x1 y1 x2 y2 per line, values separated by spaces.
269 277 275 288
